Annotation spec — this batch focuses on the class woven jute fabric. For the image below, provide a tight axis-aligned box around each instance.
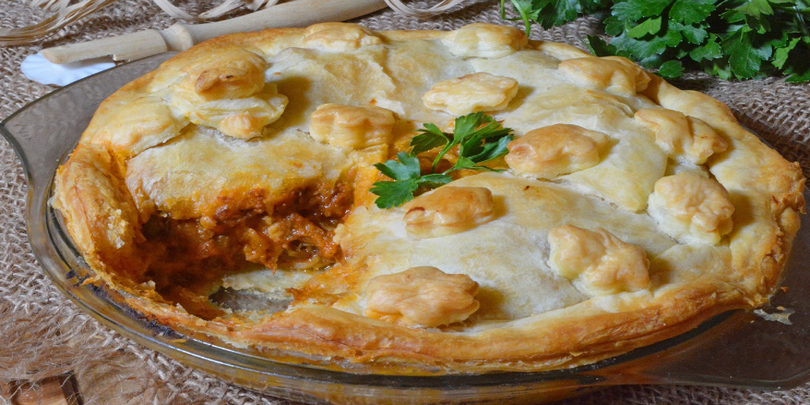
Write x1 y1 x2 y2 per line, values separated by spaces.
1 1 809 404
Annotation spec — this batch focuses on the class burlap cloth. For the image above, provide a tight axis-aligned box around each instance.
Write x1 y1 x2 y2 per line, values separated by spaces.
2 1 810 403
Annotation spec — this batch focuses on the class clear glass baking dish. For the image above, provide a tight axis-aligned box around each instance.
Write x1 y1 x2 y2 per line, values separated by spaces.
3 53 810 404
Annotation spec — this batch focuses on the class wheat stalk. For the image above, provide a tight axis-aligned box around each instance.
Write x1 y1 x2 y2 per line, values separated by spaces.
0 0 280 45
383 0 467 17
0 0 467 46
1 0 118 45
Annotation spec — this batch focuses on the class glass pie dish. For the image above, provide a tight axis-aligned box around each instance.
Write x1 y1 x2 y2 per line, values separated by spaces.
3 53 810 404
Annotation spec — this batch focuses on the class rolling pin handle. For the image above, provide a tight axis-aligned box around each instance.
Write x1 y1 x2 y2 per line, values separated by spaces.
40 29 168 64
159 23 196 53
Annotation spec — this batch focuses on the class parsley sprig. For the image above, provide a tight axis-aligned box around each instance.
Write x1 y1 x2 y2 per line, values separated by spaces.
370 112 513 209
501 0 810 82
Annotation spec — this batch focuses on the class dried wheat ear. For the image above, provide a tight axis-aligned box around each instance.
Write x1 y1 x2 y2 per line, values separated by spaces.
0 0 469 45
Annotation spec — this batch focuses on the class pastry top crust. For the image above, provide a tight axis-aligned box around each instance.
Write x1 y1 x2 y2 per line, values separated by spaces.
53 23 805 374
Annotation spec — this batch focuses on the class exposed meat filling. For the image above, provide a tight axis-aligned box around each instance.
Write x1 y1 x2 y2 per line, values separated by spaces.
140 182 353 316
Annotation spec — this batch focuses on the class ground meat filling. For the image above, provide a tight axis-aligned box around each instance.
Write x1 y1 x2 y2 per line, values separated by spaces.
139 182 353 317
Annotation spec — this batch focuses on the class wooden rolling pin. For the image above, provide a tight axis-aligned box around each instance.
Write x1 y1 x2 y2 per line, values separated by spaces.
40 0 388 64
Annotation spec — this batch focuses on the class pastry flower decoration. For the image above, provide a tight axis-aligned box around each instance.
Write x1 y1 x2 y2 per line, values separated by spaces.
364 266 480 327
548 225 651 297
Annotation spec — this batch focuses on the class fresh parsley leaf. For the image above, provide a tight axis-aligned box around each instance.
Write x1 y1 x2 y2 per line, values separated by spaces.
736 0 776 18
708 60 735 80
658 60 686 78
370 172 453 209
503 0 610 32
502 0 541 33
373 152 421 181
586 35 631 57
627 17 663 38
463 134 513 165
410 123 448 155
723 26 774 78
418 173 454 188
610 33 670 61
372 113 513 208
663 27 685 48
677 23 709 45
611 0 672 21
459 127 511 159
604 15 626 36
690 33 723 61
453 112 493 141
670 0 715 24
720 6 746 24
536 0 593 28
371 152 435 208
500 0 810 82
450 155 483 172
782 39 810 82
370 179 420 209
773 36 801 68
431 112 510 171
786 67 810 83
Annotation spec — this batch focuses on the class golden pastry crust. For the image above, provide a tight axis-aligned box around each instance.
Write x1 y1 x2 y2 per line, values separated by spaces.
505 124 609 179
402 186 495 239
364 266 480 327
558 56 651 97
634 108 728 165
53 23 804 374
548 225 651 297
422 72 519 115
169 48 288 139
309 103 396 149
648 172 735 245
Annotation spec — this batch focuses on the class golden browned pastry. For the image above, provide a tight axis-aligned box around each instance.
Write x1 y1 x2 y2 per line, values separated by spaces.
52 22 805 374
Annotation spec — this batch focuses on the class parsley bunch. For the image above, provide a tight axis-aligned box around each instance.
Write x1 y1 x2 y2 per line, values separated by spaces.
502 0 810 82
370 112 513 209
